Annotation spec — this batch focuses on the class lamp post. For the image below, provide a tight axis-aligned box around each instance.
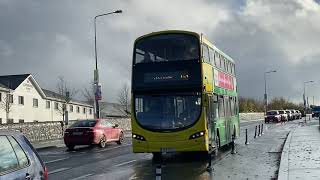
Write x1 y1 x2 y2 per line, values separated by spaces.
264 70 277 115
93 10 122 118
303 80 314 121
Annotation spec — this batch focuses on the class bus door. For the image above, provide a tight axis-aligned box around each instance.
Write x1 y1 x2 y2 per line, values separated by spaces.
224 96 232 142
206 94 218 145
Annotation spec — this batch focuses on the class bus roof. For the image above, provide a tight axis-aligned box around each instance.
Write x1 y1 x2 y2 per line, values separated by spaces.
134 30 235 64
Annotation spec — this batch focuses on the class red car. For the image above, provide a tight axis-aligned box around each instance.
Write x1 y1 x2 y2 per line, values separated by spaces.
64 119 124 150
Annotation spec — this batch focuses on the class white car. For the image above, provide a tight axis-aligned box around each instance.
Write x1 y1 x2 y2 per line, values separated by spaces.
278 110 288 121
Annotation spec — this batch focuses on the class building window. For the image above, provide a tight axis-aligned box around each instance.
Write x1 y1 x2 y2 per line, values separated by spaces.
0 118 2 124
77 106 80 113
54 102 59 110
0 92 2 102
19 119 24 123
18 96 24 105
89 108 92 115
33 98 38 107
62 104 66 111
7 94 13 103
46 101 51 109
83 107 86 114
33 120 39 123
7 119 14 124
69 105 73 112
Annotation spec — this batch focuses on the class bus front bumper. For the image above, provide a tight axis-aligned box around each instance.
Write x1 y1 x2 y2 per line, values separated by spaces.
132 137 209 153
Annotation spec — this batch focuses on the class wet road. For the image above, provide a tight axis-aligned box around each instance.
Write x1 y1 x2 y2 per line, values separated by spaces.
38 119 295 180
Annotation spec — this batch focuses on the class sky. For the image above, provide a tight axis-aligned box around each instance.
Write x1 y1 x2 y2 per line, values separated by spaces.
1 0 320 104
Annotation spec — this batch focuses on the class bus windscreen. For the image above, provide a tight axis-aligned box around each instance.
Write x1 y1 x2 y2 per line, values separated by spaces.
134 34 199 64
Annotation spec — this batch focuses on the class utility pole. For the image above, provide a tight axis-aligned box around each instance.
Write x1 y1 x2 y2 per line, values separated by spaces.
93 10 122 118
264 70 277 115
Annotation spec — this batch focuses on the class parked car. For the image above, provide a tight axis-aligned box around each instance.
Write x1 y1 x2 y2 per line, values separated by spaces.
296 110 302 119
285 110 294 120
265 110 281 123
0 131 48 180
278 110 288 122
289 110 297 120
64 119 124 150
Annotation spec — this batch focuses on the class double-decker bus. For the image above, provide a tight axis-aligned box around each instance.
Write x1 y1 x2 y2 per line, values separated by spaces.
131 30 239 161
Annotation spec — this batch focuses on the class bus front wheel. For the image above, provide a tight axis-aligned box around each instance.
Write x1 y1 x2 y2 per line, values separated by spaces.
152 152 162 163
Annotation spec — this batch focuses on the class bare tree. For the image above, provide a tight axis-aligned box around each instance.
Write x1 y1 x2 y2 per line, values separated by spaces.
55 76 78 122
0 91 13 122
82 81 95 106
117 84 131 116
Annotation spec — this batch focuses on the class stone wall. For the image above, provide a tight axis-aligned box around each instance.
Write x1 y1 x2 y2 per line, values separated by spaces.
0 114 263 143
0 121 64 142
0 118 131 142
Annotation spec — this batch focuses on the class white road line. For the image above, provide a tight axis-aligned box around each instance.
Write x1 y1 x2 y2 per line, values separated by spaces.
96 143 132 153
115 160 137 167
48 167 70 175
45 157 69 164
69 173 93 180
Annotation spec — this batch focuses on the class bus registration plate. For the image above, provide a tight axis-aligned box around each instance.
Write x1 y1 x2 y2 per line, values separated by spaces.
160 148 176 153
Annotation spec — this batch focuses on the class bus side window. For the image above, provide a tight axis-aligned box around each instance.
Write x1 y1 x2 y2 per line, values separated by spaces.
233 64 236 76
220 55 225 71
218 96 224 117
230 97 235 116
215 52 220 68
212 95 218 119
224 58 229 72
234 97 238 114
202 44 210 63
224 96 231 117
209 48 214 65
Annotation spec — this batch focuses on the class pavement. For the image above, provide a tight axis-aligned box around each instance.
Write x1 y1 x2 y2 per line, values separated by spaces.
278 118 320 180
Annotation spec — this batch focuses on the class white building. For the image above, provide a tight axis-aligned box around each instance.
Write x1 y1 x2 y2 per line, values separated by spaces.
0 74 94 124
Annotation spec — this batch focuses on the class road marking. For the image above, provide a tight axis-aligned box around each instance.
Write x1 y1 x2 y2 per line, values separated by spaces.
115 160 137 167
45 157 69 164
48 167 70 175
69 173 93 180
96 143 132 153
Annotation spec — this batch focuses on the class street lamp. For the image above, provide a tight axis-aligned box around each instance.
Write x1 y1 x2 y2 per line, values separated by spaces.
94 10 122 118
264 70 277 115
303 80 314 121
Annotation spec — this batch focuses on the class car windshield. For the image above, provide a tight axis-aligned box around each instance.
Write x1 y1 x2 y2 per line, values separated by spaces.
134 93 201 131
286 111 290 113
70 120 97 127
279 111 284 114
267 111 277 115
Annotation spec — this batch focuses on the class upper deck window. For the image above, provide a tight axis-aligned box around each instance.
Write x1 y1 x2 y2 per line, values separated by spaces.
134 34 200 64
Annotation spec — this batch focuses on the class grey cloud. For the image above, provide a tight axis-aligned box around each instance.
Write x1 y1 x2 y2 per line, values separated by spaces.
0 0 320 104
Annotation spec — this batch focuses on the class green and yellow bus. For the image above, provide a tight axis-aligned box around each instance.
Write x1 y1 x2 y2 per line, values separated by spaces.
131 30 239 158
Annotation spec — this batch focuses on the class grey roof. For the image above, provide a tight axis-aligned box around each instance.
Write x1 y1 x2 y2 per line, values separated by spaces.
42 88 66 100
100 102 129 117
0 82 7 89
42 88 92 107
0 74 30 90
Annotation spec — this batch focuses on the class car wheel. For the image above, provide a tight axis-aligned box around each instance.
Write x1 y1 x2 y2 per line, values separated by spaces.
66 144 75 151
116 132 124 145
99 135 106 148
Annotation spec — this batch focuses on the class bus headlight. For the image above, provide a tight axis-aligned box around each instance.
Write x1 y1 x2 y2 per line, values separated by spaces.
189 131 205 139
132 134 146 141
